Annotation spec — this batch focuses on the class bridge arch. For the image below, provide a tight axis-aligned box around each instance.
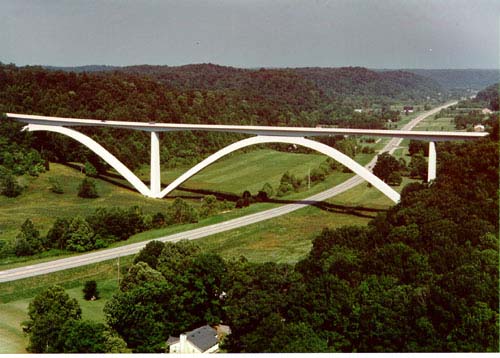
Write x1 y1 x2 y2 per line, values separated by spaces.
159 135 400 203
24 124 154 197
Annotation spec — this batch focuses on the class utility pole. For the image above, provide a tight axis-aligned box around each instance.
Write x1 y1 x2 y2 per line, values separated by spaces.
117 256 120 286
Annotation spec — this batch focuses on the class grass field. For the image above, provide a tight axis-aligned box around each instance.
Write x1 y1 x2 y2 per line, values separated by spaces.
0 163 171 244
0 258 126 353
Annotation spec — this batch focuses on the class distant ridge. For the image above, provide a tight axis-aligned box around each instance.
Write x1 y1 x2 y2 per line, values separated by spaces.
403 69 500 90
43 65 119 73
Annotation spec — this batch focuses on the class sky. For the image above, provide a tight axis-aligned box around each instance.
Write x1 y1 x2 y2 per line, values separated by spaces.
1 0 499 69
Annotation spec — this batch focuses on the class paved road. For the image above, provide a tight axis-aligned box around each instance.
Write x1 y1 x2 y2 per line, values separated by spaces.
0 102 456 283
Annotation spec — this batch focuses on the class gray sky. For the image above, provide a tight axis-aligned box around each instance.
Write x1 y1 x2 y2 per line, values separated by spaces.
1 0 499 69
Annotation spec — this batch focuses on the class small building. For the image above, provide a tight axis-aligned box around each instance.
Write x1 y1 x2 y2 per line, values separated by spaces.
482 108 493 115
474 124 485 132
403 106 414 113
354 108 363 113
167 325 224 354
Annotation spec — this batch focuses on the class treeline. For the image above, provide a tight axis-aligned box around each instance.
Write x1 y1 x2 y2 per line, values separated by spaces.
474 83 499 111
0 196 232 258
405 69 500 90
22 136 497 353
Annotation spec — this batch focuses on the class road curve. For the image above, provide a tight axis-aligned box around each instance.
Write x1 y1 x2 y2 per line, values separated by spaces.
0 102 456 283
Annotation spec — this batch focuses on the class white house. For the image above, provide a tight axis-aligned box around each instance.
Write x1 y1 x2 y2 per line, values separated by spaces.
168 325 222 354
482 108 493 115
474 124 485 132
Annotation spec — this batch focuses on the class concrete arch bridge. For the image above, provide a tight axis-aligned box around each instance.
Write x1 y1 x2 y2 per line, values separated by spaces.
5 113 488 203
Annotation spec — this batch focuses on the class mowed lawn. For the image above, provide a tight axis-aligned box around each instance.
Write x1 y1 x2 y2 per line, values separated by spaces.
0 163 171 245
140 148 332 195
0 259 126 354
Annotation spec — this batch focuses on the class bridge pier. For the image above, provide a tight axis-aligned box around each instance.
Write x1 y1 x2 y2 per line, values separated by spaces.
150 131 161 197
428 141 436 182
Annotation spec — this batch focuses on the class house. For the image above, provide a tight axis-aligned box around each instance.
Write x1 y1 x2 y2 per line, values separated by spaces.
403 106 414 114
354 108 363 113
482 108 493 115
474 124 485 132
168 325 229 354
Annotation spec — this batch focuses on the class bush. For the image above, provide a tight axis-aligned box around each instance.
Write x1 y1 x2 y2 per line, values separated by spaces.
49 177 64 194
165 198 199 225
387 172 403 186
14 219 43 256
151 212 166 228
200 195 220 217
78 178 99 198
84 161 98 177
83 280 99 300
276 182 294 197
0 172 23 197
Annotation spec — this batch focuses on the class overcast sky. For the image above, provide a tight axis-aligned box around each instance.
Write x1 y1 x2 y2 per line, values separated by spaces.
1 0 499 69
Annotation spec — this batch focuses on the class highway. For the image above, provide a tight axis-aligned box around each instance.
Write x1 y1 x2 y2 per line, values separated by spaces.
0 101 457 283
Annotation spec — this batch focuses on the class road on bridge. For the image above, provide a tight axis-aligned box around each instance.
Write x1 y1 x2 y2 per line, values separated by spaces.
0 101 456 283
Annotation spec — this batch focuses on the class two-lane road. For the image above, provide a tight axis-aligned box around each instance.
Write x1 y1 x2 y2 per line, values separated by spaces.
0 101 457 283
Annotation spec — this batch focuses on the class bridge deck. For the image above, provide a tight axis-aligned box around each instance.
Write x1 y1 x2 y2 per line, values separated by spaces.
5 113 488 141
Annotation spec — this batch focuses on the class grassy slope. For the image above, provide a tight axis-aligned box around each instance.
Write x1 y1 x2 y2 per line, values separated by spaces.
0 163 170 244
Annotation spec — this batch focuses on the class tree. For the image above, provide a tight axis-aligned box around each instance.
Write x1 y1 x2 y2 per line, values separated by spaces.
84 161 98 177
257 182 274 201
408 140 428 157
409 153 428 179
120 262 165 292
57 320 107 353
83 280 99 300
0 172 23 197
78 178 99 198
199 195 220 217
387 171 403 186
165 198 199 225
46 218 69 249
133 240 165 269
66 216 96 252
373 152 401 183
22 285 82 353
14 219 43 256
151 212 166 228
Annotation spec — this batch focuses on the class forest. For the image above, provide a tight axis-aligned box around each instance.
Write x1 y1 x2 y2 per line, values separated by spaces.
0 63 438 179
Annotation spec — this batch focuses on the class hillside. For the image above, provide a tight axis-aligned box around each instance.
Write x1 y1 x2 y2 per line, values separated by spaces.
0 63 441 173
44 63 443 103
295 67 442 101
405 69 500 90
474 83 499 110
119 64 442 103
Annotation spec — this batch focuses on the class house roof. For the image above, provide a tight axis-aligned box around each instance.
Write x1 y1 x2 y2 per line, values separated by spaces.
186 325 218 352
167 336 179 345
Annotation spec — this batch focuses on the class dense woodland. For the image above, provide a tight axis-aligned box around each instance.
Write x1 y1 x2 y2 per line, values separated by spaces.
0 63 434 173
405 69 500 90
22 136 499 353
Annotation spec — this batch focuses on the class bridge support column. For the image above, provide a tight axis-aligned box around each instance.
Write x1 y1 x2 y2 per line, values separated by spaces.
150 131 161 197
428 141 436 182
